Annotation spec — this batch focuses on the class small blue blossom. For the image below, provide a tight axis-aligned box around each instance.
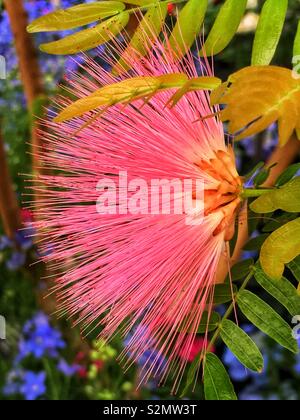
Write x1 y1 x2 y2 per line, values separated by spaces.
57 359 79 377
6 251 26 271
0 235 13 251
17 312 66 361
20 371 46 401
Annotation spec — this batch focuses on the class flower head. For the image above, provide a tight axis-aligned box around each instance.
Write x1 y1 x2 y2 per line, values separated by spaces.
33 29 242 391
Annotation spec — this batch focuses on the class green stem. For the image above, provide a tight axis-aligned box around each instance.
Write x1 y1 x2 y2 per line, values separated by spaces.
240 188 274 199
206 270 254 353
43 359 60 401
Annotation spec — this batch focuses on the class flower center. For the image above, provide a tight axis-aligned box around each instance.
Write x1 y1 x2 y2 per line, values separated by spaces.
196 147 242 241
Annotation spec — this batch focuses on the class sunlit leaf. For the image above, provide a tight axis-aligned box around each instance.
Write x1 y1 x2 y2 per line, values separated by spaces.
254 264 300 316
27 2 125 32
220 320 264 372
251 178 300 214
251 0 288 65
40 12 130 55
204 353 237 401
260 218 300 280
54 74 221 122
169 0 207 58
237 290 298 353
201 0 247 56
212 66 300 146
113 1 168 74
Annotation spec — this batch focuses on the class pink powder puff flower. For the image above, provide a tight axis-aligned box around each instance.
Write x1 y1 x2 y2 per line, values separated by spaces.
33 29 242 392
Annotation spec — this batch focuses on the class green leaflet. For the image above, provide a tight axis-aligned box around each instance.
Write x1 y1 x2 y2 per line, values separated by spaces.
213 284 237 304
288 255 300 283
204 353 237 401
251 0 288 65
262 213 298 233
260 218 300 280
251 178 300 214
294 21 300 58
254 265 300 316
229 258 254 282
169 0 207 58
237 290 298 354
113 1 168 74
27 2 125 32
197 312 220 333
201 0 247 56
40 12 130 55
220 320 264 372
243 234 269 251
275 163 300 187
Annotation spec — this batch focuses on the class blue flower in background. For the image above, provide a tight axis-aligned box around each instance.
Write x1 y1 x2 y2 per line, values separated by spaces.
20 371 46 401
17 312 66 361
0 235 13 250
57 359 79 377
223 348 251 382
2 368 24 397
6 251 26 271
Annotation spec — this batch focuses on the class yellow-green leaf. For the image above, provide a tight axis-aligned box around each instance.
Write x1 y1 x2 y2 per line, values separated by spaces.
27 2 126 32
212 66 300 146
40 12 130 55
251 0 288 66
113 1 168 74
201 0 247 56
251 178 300 214
260 218 300 280
169 0 207 58
54 74 221 122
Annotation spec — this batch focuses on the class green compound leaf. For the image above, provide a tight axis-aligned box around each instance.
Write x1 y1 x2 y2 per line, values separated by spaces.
237 290 298 354
220 320 264 372
260 218 300 280
252 0 288 65
40 12 130 55
254 264 300 316
251 178 300 214
204 353 237 401
202 0 247 56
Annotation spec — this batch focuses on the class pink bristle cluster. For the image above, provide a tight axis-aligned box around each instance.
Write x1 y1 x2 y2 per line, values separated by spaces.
32 28 241 392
